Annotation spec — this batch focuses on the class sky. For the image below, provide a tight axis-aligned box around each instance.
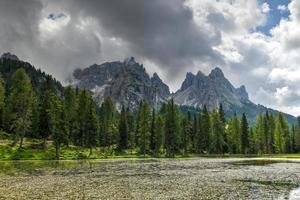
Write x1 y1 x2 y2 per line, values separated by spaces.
0 0 300 116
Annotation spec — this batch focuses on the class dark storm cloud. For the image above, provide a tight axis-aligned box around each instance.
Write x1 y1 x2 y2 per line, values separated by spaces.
65 0 224 78
0 0 224 85
0 0 42 54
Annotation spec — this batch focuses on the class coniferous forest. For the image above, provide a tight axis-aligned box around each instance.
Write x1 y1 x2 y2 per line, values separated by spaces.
1 66 300 160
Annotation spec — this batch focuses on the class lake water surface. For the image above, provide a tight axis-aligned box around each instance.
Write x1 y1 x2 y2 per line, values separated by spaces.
0 158 299 199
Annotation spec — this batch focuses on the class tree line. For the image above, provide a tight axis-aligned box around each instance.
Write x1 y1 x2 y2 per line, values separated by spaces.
1 68 300 159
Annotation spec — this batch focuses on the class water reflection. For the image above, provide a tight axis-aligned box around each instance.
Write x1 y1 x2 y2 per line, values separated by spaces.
288 187 300 200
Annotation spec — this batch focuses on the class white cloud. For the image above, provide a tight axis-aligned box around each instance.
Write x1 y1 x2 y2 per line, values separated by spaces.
277 5 288 13
261 2 271 13
2 0 300 116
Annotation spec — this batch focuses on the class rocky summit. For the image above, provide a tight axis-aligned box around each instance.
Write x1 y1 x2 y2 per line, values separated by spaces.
71 58 296 123
72 57 170 109
173 67 250 110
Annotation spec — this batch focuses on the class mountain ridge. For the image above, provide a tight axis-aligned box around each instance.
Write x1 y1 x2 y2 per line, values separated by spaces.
0 52 296 123
71 57 296 123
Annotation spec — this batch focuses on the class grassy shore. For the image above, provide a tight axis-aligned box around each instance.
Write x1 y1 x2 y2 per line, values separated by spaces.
1 133 300 160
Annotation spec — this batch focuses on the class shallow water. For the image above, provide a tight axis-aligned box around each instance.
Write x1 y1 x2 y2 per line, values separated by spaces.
0 158 299 199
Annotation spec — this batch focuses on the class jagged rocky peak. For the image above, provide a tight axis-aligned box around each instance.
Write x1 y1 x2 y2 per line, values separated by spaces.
1 52 19 61
180 72 195 91
151 72 170 98
174 66 251 110
197 70 205 77
209 67 224 79
236 85 249 101
124 56 137 66
72 57 171 109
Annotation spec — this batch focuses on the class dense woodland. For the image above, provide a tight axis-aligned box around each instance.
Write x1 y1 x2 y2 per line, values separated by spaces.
1 67 300 159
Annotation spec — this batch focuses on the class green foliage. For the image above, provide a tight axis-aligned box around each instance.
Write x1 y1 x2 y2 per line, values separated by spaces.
241 113 249 154
118 105 128 151
164 99 181 157
0 65 298 159
99 97 117 146
137 100 151 156
6 69 35 148
201 105 211 153
0 74 4 129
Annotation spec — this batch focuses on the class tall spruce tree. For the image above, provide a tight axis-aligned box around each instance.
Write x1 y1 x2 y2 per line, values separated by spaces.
240 113 249 154
193 114 200 153
255 114 265 153
218 103 228 153
49 95 68 159
118 105 128 151
210 111 223 154
64 86 78 144
137 100 151 156
274 113 289 153
7 69 34 148
164 99 181 157
295 117 300 152
39 77 54 149
181 115 192 155
86 100 99 155
77 90 90 147
201 105 211 153
227 113 240 153
153 114 164 157
150 108 156 153
127 108 136 150
0 74 5 129
99 97 117 146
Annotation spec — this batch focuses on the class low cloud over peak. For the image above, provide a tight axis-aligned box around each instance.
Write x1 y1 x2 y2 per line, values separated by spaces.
0 0 300 116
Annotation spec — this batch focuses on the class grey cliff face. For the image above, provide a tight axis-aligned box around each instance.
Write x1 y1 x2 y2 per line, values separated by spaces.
72 59 252 112
72 57 170 109
173 67 250 110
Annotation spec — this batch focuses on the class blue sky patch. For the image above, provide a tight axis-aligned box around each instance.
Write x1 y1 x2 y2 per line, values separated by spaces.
257 0 291 35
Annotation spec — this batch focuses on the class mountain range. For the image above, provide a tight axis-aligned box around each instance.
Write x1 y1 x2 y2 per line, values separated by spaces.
71 56 296 123
0 53 296 123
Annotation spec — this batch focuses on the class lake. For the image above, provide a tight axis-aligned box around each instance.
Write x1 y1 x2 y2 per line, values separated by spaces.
0 158 300 199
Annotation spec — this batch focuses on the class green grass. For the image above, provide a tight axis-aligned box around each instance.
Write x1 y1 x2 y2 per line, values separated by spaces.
1 132 300 160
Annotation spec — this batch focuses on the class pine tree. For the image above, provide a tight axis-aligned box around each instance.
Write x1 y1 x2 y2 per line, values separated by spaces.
291 125 296 153
7 69 34 148
127 108 136 150
118 105 128 151
218 103 228 153
181 114 192 155
255 114 265 153
153 114 164 157
64 86 78 144
227 113 240 153
240 113 249 154
263 112 270 153
0 74 5 129
193 114 200 153
295 117 300 152
39 77 54 149
86 100 99 155
150 108 156 153
210 111 223 154
99 97 116 146
268 114 276 153
201 105 211 153
164 99 181 157
49 95 68 159
248 127 256 154
274 113 289 153
77 90 90 147
137 100 151 156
